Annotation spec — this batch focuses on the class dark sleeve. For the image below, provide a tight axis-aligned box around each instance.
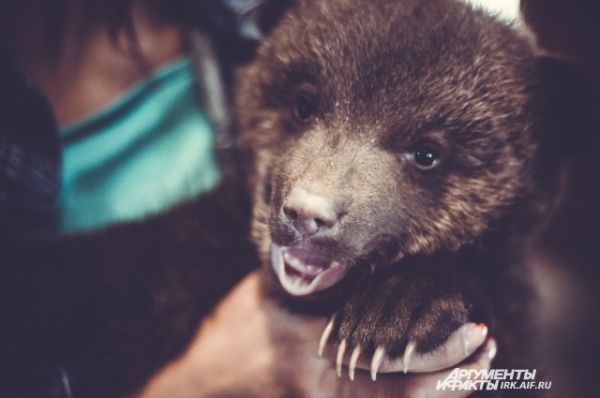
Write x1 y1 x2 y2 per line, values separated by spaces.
0 54 61 239
8 175 258 398
0 54 63 397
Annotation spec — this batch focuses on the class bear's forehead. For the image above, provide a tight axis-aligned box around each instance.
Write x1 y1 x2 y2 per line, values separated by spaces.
262 0 532 90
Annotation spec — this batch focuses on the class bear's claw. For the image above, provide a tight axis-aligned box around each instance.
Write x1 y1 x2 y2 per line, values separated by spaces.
370 346 386 381
348 345 361 380
318 317 335 358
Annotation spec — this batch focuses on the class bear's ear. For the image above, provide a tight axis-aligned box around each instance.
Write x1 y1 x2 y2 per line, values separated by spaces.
535 55 600 158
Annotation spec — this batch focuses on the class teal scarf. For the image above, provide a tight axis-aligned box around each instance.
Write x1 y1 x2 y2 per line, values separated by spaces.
59 59 220 233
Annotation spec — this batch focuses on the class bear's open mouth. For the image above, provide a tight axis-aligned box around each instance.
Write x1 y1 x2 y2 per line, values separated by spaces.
271 244 349 296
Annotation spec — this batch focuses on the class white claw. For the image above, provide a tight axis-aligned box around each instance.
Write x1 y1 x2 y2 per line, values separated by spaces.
370 346 386 381
402 341 416 374
349 346 361 381
336 339 347 378
318 318 335 357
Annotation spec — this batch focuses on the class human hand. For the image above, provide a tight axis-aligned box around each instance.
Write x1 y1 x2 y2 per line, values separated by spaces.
137 272 495 398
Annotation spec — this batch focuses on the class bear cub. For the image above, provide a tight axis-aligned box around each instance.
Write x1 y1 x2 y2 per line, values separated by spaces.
236 0 599 384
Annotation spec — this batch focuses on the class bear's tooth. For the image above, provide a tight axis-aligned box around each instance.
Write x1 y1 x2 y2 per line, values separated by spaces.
287 255 305 270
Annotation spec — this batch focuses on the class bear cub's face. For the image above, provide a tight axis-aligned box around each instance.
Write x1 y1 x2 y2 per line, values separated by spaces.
237 0 551 298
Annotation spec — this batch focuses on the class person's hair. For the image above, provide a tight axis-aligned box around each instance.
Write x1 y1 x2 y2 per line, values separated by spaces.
0 0 251 61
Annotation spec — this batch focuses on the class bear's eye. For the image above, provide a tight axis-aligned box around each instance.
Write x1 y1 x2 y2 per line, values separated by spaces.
293 92 317 122
406 146 441 170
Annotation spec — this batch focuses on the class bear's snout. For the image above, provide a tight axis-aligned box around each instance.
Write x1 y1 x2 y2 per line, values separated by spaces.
282 187 340 238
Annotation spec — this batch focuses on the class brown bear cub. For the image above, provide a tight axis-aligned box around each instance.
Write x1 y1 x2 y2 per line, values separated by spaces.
236 0 599 387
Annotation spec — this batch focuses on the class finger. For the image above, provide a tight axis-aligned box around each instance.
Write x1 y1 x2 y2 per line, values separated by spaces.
402 337 498 398
378 323 488 374
320 323 488 375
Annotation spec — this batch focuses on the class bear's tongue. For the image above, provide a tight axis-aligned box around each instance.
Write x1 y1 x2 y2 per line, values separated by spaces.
283 248 332 277
271 244 349 296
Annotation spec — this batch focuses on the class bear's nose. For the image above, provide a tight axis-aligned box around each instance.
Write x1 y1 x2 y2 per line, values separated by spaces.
282 187 339 236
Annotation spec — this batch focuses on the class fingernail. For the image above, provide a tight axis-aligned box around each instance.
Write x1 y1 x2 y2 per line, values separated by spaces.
463 323 488 355
478 323 488 339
